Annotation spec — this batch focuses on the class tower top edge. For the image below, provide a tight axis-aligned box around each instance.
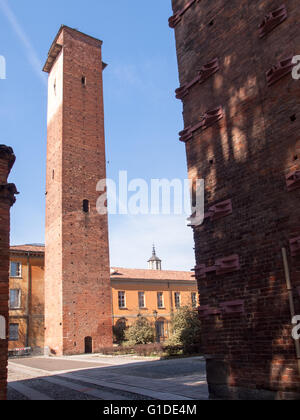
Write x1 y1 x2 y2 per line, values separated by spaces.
42 25 103 73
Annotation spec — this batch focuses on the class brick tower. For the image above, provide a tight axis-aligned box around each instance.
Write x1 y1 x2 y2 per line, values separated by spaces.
0 145 17 400
170 1 300 399
43 26 112 356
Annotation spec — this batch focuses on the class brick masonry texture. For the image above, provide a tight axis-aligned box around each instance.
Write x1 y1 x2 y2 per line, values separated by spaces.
44 26 112 356
171 0 300 399
0 145 17 400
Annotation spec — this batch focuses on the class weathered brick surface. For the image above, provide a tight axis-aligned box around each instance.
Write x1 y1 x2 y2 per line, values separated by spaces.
0 145 17 400
171 0 300 399
44 26 112 356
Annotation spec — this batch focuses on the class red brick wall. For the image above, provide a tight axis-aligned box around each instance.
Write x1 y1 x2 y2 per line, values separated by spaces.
44 27 112 356
171 0 300 399
0 145 17 400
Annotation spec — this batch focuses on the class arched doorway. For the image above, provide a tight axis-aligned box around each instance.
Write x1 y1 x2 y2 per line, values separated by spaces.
155 318 167 343
84 336 93 354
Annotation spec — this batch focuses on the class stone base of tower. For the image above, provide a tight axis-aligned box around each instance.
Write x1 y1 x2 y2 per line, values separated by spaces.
45 317 112 356
206 357 300 400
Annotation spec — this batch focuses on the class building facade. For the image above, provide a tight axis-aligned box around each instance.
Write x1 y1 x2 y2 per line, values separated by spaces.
8 245 197 350
111 266 197 342
170 0 300 399
43 26 112 356
0 145 17 401
8 246 44 354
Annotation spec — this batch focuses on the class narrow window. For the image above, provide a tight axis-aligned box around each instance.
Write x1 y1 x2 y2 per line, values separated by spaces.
191 292 197 308
81 76 86 86
0 316 5 340
10 262 22 278
9 289 21 309
118 291 126 309
9 324 19 341
175 292 181 309
83 199 89 213
138 292 145 309
157 292 164 309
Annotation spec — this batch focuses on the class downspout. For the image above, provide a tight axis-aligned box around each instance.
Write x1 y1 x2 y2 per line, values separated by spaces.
25 252 31 348
281 248 300 375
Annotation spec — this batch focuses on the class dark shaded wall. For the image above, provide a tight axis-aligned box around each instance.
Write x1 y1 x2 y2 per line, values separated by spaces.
0 145 17 400
170 0 300 399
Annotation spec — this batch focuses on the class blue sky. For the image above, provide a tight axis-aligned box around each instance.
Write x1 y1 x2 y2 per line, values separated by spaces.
0 0 195 271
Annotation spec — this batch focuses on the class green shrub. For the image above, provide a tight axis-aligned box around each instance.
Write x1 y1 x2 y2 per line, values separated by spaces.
167 306 201 353
125 315 155 346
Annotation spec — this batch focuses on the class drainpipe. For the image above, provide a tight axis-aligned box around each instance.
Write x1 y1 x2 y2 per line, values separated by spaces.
281 248 300 375
25 252 31 348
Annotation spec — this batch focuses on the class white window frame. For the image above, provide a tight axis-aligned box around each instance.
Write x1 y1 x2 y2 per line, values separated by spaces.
10 261 22 278
138 292 146 309
157 292 164 309
175 292 181 309
191 292 197 308
118 291 126 309
9 289 21 309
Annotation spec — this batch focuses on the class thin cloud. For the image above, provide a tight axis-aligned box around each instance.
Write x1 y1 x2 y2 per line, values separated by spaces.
0 0 47 86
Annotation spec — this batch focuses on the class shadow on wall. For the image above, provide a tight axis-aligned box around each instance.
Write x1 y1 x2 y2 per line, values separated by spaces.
174 0 300 396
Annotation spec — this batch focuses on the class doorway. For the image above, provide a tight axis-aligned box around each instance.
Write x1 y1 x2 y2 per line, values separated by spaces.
84 336 93 354
155 319 165 343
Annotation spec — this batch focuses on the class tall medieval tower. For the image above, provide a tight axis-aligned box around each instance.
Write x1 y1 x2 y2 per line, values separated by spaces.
43 26 112 356
170 1 300 399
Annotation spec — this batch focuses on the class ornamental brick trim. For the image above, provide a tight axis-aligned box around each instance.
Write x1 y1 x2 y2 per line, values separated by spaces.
259 4 288 38
169 0 201 28
0 184 18 206
266 56 294 87
175 58 220 100
179 106 223 142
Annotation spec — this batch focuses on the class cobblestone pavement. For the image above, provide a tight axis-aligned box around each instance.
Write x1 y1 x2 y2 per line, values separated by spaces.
8 355 208 400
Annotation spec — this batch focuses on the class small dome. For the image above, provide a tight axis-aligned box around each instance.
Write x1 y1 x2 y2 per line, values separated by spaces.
148 245 162 270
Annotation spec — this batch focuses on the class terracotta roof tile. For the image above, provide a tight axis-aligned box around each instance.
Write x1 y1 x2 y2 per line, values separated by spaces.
10 245 45 253
110 267 194 281
9 246 194 280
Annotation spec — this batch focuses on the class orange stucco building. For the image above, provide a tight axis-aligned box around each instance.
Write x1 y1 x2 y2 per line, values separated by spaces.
8 245 197 352
8 245 44 353
111 266 197 342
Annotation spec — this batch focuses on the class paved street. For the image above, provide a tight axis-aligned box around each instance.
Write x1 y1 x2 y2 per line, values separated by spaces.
8 355 208 400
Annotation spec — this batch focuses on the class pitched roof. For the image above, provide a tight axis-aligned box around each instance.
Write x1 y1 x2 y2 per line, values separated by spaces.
9 246 194 281
110 267 194 282
10 244 45 254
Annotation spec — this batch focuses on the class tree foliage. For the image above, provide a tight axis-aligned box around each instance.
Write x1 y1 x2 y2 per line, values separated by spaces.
167 306 201 352
125 315 155 345
113 318 127 344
